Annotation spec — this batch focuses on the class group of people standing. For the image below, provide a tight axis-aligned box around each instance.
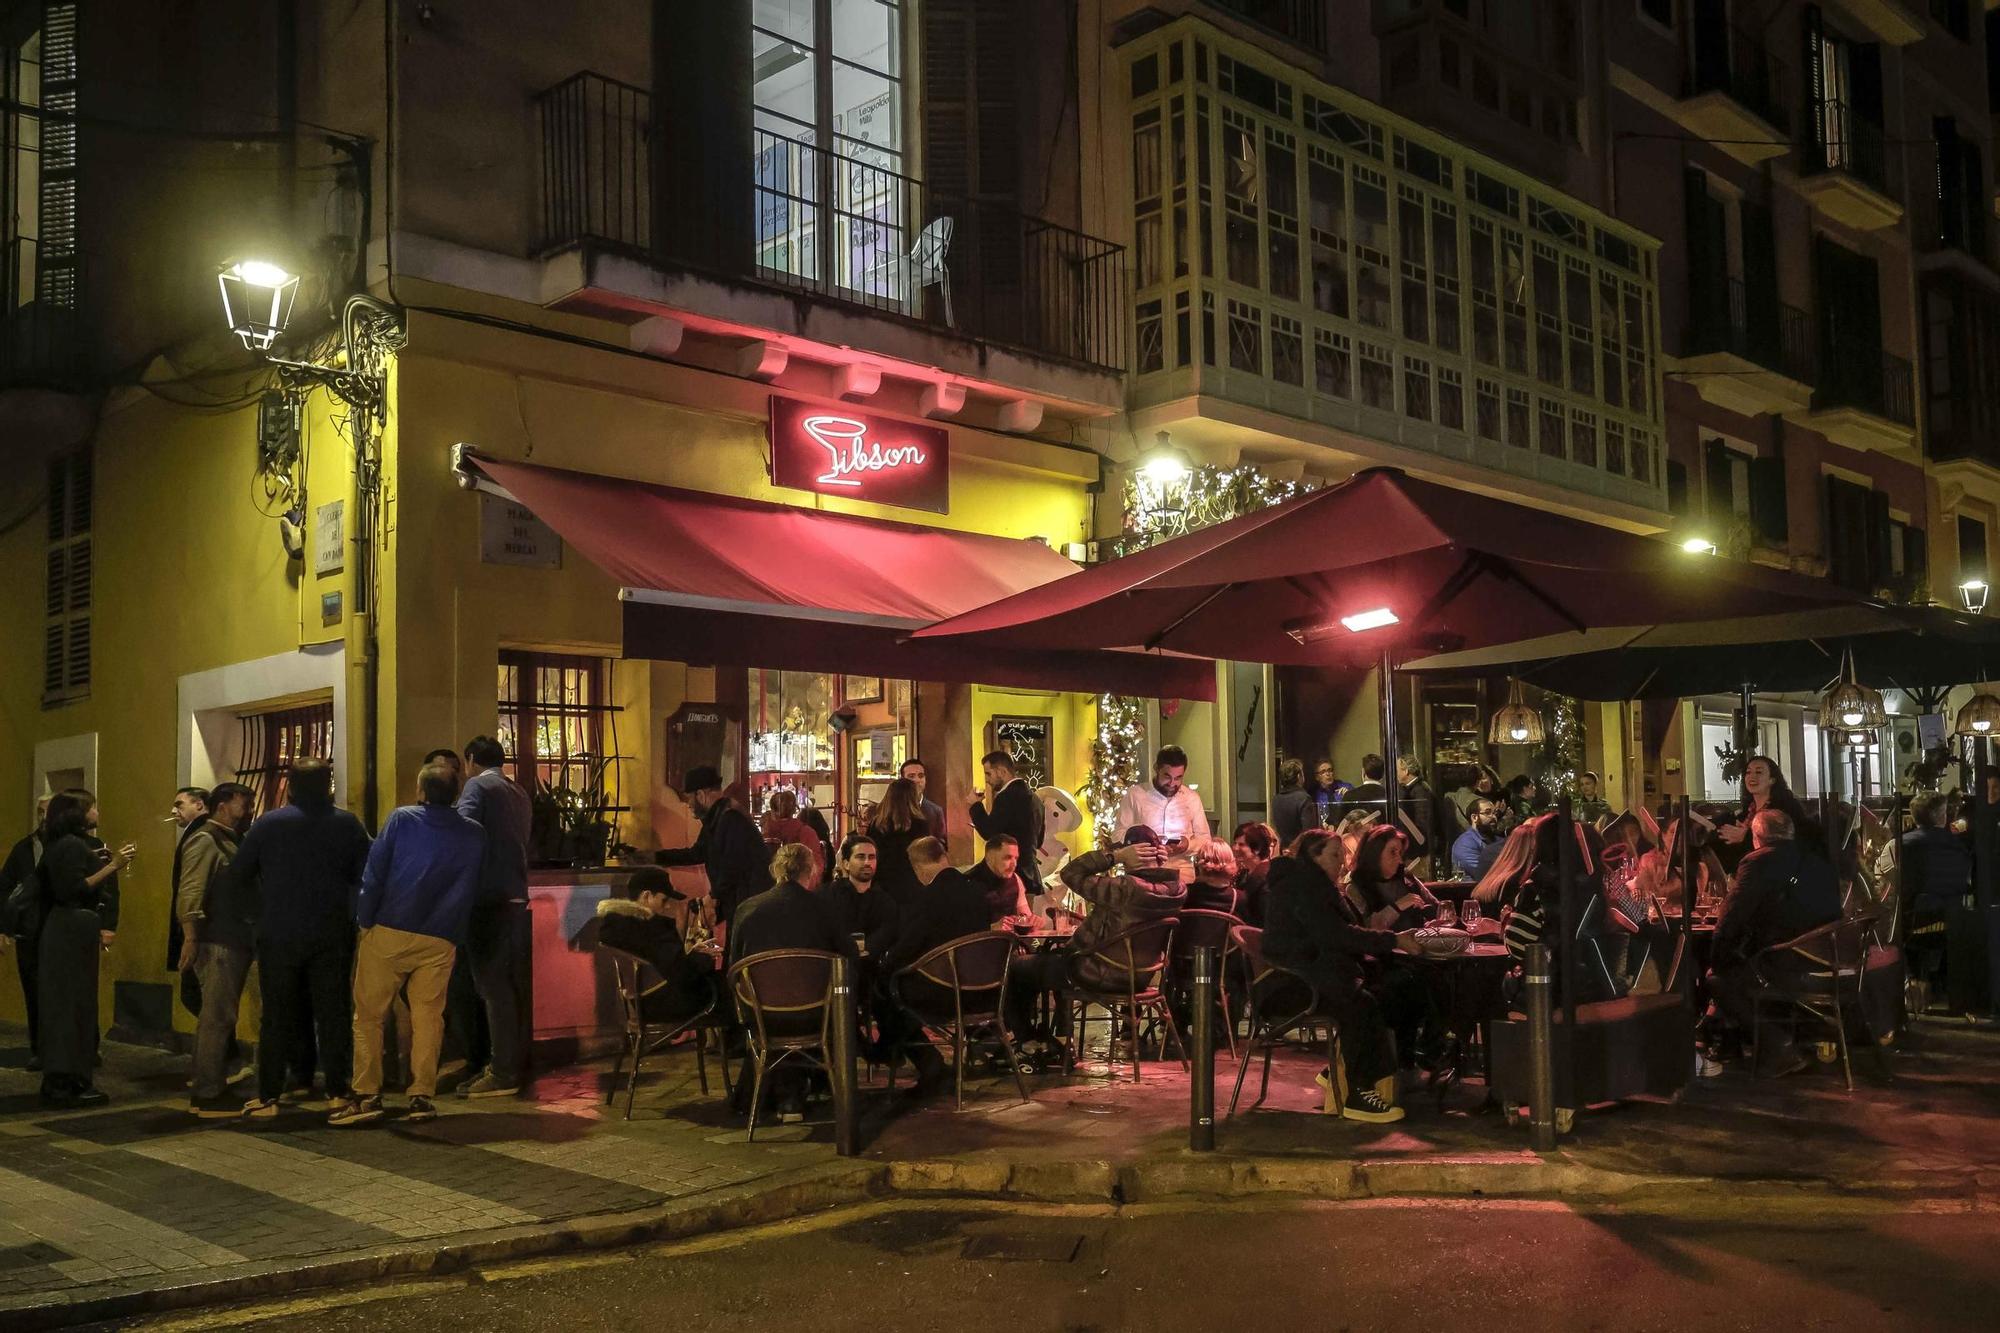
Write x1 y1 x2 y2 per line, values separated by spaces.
0 739 541 1122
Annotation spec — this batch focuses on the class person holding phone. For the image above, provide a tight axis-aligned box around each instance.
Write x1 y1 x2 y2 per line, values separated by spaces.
1114 745 1210 851
36 790 131 1108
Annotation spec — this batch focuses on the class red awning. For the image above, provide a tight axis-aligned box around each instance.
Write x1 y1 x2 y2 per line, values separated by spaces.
455 451 1213 699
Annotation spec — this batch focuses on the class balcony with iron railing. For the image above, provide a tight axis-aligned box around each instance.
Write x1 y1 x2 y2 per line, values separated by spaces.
535 73 1126 376
1799 99 1903 230
1679 274 1813 417
1681 18 1790 154
1201 0 1327 54
1794 332 1917 455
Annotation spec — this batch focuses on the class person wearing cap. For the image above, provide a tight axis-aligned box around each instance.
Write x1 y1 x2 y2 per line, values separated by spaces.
657 765 773 935
1114 745 1210 851
596 868 712 1024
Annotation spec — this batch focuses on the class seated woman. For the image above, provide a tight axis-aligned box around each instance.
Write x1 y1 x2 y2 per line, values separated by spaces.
1345 825 1440 931
1494 812 1621 1002
596 868 714 1024
1262 829 1420 1123
1633 818 1725 916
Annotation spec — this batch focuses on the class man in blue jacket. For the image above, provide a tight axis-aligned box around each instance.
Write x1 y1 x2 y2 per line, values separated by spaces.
232 759 370 1117
333 761 485 1126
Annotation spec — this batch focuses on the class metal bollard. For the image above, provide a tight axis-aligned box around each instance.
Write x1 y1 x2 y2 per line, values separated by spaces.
831 955 859 1158
1526 943 1556 1152
1189 944 1216 1152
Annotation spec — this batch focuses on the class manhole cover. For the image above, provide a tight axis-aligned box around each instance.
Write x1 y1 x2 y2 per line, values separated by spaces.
961 1232 1085 1263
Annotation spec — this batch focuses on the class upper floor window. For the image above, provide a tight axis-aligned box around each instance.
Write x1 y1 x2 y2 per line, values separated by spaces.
43 445 89 704
496 649 620 798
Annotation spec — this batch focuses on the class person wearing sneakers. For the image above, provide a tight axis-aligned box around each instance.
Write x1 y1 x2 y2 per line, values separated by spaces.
1262 827 1422 1123
180 783 257 1119
456 736 534 1101
332 761 485 1127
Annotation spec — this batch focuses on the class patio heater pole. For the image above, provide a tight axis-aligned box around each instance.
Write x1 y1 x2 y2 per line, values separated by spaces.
831 955 859 1158
1979 738 2000 1015
1380 647 1401 838
1525 943 1556 1151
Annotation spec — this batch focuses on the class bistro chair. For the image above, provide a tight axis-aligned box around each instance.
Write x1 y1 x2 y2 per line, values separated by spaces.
600 945 730 1120
727 948 840 1141
1749 908 1886 1093
1227 925 1336 1116
1065 916 1184 1083
1168 908 1245 1060
890 930 1030 1110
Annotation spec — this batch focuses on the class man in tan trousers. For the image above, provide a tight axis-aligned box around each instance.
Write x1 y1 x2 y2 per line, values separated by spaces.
330 761 485 1126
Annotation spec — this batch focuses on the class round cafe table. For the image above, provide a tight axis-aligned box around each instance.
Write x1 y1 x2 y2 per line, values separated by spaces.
1408 939 1513 1105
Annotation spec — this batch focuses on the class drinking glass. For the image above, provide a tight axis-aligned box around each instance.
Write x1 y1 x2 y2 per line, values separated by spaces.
1459 899 1481 930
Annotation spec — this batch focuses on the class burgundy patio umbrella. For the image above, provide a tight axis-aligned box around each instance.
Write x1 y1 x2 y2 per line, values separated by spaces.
910 468 1863 670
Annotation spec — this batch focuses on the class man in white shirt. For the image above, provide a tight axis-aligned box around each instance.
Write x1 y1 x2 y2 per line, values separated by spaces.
1114 745 1210 850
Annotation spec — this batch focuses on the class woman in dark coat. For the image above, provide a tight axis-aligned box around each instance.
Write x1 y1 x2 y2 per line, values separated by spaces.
36 791 130 1107
1261 829 1419 1122
1346 825 1440 932
865 779 931 912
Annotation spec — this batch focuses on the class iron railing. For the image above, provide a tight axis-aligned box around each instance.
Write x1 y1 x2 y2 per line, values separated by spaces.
0 237 84 389
1684 17 1789 135
1804 98 1894 200
1816 339 1915 426
536 72 1126 373
1686 275 1813 383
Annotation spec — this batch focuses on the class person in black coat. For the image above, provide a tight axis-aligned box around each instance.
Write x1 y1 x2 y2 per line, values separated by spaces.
866 779 933 912
229 759 371 1109
1899 793 1971 925
1261 829 1418 1122
875 837 994 1092
820 834 901 960
0 797 50 1066
725 844 855 1122
1707 807 1843 1074
969 751 1045 898
658 766 773 931
596 868 712 1024
35 791 133 1107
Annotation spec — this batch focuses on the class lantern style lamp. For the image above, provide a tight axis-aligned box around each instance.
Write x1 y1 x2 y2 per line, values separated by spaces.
1819 648 1886 732
217 260 300 351
1138 434 1193 485
1489 679 1546 745
1954 691 2000 738
1960 579 1990 614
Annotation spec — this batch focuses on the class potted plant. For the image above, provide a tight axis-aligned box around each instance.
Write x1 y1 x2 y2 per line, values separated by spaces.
529 755 617 868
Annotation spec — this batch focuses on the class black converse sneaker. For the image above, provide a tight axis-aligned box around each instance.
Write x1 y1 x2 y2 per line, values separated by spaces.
1341 1087 1406 1124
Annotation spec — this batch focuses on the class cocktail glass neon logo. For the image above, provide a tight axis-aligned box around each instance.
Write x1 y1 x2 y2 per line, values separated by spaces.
801 414 929 488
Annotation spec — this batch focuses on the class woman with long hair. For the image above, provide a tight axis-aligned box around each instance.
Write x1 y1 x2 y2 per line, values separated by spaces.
1634 818 1726 915
1345 825 1440 932
36 790 132 1108
865 778 931 909
1470 821 1538 907
1261 827 1419 1123
1713 755 1821 871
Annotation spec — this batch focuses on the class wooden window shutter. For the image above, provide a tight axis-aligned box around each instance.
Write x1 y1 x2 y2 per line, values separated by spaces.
1802 5 1826 159
1703 437 1733 519
922 0 974 204
1749 455 1788 547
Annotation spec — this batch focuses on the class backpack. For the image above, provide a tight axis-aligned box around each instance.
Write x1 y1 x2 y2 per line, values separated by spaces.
0 856 47 943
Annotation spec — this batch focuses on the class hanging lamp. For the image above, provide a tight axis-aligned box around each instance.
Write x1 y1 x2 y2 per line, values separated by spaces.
1818 646 1886 733
1488 679 1546 745
1954 689 2000 738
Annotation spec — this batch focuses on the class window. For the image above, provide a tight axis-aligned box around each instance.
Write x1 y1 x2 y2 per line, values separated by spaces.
497 650 619 797
234 702 334 814
42 446 88 703
1638 0 1674 30
1933 117 1986 256
753 0 906 290
1959 514 1988 584
5 3 76 318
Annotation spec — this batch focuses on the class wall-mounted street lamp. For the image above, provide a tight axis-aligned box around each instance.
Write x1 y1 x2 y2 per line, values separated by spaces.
1680 536 1719 556
217 260 301 351
217 262 406 415
1959 579 1989 615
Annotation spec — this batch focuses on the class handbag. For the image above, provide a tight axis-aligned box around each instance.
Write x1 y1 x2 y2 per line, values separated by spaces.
0 857 45 942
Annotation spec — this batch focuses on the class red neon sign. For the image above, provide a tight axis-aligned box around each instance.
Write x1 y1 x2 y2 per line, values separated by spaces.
768 397 950 514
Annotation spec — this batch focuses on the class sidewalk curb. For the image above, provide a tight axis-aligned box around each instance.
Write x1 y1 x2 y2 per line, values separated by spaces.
5 1149 1994 1327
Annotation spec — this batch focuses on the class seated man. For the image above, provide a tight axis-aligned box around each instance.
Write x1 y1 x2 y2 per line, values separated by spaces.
1005 839 1185 1046
821 834 900 959
1451 798 1506 882
876 837 994 1093
1706 808 1842 1076
726 844 856 1121
595 868 712 1025
965 836 1033 925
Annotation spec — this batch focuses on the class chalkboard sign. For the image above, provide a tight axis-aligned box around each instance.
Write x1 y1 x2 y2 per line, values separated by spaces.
665 703 735 793
987 715 1053 790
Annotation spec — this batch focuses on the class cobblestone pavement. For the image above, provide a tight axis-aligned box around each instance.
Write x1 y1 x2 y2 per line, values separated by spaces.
0 1030 821 1306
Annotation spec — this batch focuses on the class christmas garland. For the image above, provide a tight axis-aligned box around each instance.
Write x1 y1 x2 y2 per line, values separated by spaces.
1084 463 1313 841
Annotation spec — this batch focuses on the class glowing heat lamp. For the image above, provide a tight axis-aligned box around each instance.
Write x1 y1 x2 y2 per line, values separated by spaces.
1340 607 1400 633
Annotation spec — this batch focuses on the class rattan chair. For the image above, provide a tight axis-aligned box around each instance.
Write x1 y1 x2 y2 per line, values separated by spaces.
891 930 1030 1110
1064 916 1184 1082
600 944 729 1120
1750 908 1886 1092
1226 924 1337 1115
727 948 839 1140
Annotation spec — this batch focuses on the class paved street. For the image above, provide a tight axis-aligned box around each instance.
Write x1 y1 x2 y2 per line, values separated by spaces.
2 1017 1998 1327
114 1200 2000 1333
